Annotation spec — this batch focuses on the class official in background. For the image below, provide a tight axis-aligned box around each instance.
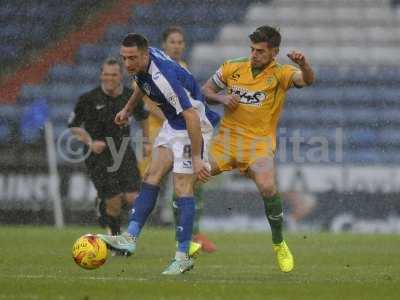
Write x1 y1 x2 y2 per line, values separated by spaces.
68 57 149 235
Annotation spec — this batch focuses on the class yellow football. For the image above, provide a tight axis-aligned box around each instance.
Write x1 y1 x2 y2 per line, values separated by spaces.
72 234 107 270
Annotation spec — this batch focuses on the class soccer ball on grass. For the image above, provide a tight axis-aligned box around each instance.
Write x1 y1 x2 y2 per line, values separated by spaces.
72 234 108 270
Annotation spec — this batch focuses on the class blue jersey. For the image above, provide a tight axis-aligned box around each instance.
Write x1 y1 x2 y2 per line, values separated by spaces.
134 47 219 131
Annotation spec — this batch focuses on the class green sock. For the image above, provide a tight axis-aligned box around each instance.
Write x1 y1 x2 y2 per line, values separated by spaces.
192 186 203 235
263 193 283 244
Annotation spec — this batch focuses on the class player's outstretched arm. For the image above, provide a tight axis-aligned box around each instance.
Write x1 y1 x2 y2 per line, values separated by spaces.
287 51 315 87
202 79 240 111
181 108 211 183
115 83 145 126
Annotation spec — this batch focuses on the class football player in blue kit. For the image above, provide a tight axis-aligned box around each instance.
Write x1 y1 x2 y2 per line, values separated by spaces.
98 33 219 275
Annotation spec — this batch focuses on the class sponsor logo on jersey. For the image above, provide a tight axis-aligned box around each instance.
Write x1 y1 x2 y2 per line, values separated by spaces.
231 72 240 81
229 86 267 106
265 75 278 89
153 71 161 80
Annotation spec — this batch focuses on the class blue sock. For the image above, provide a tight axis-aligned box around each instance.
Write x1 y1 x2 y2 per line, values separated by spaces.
127 183 159 238
175 197 195 254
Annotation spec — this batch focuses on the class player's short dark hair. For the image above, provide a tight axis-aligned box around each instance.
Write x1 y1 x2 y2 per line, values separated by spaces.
162 26 185 43
121 33 149 50
249 25 281 48
101 57 123 72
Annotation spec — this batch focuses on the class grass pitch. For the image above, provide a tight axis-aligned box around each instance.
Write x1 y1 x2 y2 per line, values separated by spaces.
0 226 399 300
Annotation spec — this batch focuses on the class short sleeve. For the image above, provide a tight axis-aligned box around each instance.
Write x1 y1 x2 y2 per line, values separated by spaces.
152 67 192 115
211 61 231 90
280 64 300 91
68 96 87 128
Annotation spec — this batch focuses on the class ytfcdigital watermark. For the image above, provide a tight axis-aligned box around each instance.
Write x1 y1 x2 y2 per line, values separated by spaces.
57 127 344 172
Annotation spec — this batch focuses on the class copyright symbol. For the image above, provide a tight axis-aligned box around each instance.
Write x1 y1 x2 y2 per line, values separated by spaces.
57 129 91 163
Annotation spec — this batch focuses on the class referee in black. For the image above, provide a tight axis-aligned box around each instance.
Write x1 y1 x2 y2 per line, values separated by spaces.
68 57 149 236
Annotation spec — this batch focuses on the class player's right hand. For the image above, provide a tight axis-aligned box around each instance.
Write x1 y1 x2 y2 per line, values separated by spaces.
115 109 130 126
90 140 107 154
222 94 240 111
193 157 211 183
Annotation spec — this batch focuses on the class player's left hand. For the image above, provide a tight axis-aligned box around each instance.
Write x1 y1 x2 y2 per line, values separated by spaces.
193 157 211 183
287 51 306 67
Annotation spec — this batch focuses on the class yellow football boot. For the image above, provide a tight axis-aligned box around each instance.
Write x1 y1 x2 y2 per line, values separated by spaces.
272 241 294 273
188 241 202 258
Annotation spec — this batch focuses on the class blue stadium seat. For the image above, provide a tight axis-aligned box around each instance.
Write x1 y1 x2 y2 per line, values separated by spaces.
47 64 99 84
0 121 11 143
344 108 381 124
20 83 95 104
0 5 18 19
380 151 400 163
75 44 119 63
132 4 158 23
49 105 73 122
346 129 379 144
382 108 400 124
26 3 50 19
187 6 210 23
283 107 344 124
76 65 100 83
379 88 400 102
0 105 18 143
20 85 46 101
53 123 69 140
103 25 129 44
47 83 95 102
283 127 340 145
126 24 162 44
184 26 219 43
378 129 400 145
0 105 19 121
343 150 382 164
316 66 400 85
0 45 21 60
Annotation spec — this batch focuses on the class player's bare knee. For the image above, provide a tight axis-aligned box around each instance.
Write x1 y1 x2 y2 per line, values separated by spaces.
259 182 277 199
174 182 193 197
174 173 194 197
143 168 163 185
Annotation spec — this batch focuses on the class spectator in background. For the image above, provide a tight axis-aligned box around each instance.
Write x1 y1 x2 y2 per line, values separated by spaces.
68 57 149 237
